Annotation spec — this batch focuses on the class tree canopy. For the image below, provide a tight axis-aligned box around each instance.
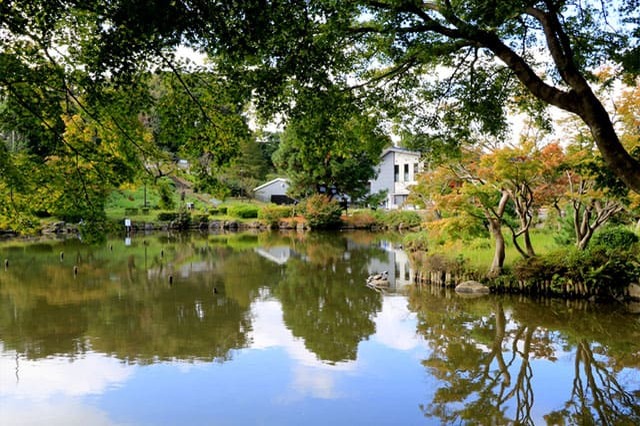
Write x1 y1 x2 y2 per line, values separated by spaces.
116 0 639 192
2 0 640 214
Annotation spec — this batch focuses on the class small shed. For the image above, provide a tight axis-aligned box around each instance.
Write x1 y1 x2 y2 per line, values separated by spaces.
253 178 294 204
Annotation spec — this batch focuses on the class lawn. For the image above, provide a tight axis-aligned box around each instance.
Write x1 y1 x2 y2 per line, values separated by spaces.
430 229 562 272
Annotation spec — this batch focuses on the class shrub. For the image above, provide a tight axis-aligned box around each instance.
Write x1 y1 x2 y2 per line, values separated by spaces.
172 207 192 229
378 210 422 229
591 226 639 252
513 246 639 298
215 206 228 215
301 194 343 229
403 231 429 252
194 214 209 224
342 210 380 229
157 178 175 210
157 212 178 221
513 253 564 282
418 253 468 275
227 204 259 219
259 205 294 228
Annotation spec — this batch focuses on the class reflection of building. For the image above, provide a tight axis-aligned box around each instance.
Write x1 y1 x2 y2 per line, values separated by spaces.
253 239 414 291
254 246 294 265
368 241 415 290
369 147 423 209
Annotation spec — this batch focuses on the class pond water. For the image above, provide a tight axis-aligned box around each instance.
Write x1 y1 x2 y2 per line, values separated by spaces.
0 231 639 425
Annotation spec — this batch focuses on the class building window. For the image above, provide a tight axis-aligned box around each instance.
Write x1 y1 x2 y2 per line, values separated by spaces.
394 164 399 182
404 164 409 181
413 163 419 179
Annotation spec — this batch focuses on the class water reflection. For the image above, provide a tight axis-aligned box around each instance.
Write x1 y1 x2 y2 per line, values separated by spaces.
0 232 398 363
0 232 639 425
409 288 640 425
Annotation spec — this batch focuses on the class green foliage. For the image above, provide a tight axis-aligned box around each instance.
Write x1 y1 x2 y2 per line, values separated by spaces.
2 0 640 235
157 208 194 228
148 71 250 165
157 178 175 210
272 85 389 201
591 226 639 252
301 194 343 229
193 214 209 224
157 212 178 221
413 253 470 277
362 190 388 210
551 209 576 246
513 246 640 298
403 231 430 252
227 204 259 219
258 204 294 228
375 210 423 229
217 137 271 197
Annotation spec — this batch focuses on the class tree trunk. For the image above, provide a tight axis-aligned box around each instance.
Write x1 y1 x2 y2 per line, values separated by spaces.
577 232 593 251
523 229 535 257
578 93 640 193
488 217 506 277
480 22 640 194
485 191 510 277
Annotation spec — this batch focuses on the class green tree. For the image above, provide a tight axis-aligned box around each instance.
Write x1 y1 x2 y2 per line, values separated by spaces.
273 86 390 201
218 137 271 197
413 148 513 276
564 144 628 250
143 70 252 194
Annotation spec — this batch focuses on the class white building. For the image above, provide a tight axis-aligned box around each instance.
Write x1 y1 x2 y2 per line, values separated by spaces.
252 178 293 204
369 147 423 209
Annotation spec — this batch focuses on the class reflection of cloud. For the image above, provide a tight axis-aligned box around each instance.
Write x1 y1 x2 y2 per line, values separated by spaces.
374 296 422 351
250 299 354 370
0 347 132 400
249 299 355 400
249 296 427 403
290 366 344 400
0 400 117 426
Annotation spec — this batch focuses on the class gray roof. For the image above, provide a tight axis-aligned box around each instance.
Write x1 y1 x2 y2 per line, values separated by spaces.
253 177 290 192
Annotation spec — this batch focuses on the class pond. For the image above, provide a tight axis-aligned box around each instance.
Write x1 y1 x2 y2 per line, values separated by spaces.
0 231 639 425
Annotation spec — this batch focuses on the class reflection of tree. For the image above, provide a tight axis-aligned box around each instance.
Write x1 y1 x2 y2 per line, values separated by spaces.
0 235 264 362
418 298 526 425
275 234 382 363
88 278 252 363
408 288 640 425
545 339 640 425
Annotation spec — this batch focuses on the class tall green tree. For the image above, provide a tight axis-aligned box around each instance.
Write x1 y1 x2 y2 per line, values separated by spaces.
142 70 252 195
272 86 390 201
